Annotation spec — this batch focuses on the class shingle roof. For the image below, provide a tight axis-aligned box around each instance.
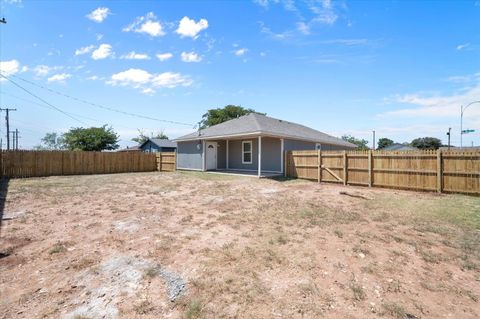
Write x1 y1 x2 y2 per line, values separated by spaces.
175 113 355 148
141 138 177 148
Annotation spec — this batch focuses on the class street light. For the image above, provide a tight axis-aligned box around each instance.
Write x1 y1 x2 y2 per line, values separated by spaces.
460 101 480 147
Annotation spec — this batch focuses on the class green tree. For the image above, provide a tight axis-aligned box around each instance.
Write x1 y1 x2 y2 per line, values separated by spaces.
34 132 65 150
411 137 442 150
341 135 370 150
131 129 169 144
62 125 119 151
377 137 394 149
200 105 264 128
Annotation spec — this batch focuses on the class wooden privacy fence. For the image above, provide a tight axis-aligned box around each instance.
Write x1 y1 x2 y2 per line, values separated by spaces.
156 152 176 172
285 150 480 195
0 150 158 178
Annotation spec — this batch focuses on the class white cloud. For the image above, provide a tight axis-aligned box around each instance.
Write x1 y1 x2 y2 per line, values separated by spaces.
320 39 369 45
381 82 480 120
297 22 310 35
34 65 50 76
107 68 192 94
86 75 99 81
120 51 150 60
181 51 202 63
156 53 173 61
176 16 208 39
456 43 470 51
47 73 72 83
234 48 248 56
86 7 111 23
123 12 165 37
96 34 104 41
0 60 20 77
151 72 193 88
75 45 95 56
91 44 113 60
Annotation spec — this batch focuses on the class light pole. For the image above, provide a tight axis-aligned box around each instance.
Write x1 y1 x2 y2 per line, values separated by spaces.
460 101 480 147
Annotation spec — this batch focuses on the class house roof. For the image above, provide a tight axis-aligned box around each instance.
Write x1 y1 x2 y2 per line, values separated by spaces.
382 143 417 151
140 138 177 149
174 113 356 148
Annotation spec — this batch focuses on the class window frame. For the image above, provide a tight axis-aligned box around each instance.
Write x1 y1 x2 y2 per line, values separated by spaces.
242 140 253 164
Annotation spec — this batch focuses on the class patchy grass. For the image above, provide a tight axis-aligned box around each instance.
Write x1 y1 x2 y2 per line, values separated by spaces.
2 172 479 319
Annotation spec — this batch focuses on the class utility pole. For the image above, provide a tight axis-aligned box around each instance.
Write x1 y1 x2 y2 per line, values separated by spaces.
372 130 376 150
10 131 16 150
15 129 19 150
446 127 451 150
0 108 17 150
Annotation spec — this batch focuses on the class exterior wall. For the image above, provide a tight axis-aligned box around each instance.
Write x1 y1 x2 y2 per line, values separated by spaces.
140 141 160 153
140 141 176 153
228 138 259 171
215 140 226 169
320 143 352 151
177 140 203 170
260 137 281 172
160 147 177 152
284 139 316 151
227 137 281 172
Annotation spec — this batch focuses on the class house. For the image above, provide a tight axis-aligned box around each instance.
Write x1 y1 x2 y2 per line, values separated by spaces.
117 146 141 152
174 113 356 177
381 143 417 151
139 138 177 153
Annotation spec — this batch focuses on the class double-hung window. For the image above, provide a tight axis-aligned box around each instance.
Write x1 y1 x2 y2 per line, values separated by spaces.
242 141 252 164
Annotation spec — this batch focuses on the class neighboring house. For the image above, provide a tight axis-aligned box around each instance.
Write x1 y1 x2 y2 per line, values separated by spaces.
174 113 356 176
381 143 418 151
117 146 141 152
139 138 177 153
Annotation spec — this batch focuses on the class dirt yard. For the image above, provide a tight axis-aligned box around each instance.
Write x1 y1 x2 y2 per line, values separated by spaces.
1 171 479 319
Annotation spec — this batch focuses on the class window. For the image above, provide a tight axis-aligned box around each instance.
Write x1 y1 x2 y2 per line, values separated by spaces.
315 143 322 150
242 141 252 164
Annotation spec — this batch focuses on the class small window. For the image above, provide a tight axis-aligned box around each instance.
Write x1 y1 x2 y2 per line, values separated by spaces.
242 141 252 164
315 143 322 150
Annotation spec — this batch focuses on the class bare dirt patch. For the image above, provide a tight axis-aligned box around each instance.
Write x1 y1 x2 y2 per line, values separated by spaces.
0 172 479 318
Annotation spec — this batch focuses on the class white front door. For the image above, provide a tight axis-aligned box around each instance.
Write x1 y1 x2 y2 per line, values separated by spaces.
205 142 217 170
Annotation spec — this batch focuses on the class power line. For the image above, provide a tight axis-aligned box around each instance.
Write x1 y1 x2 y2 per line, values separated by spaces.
3 73 195 127
0 73 87 125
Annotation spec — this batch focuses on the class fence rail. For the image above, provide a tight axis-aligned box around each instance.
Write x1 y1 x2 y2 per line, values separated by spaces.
0 150 158 178
285 150 480 195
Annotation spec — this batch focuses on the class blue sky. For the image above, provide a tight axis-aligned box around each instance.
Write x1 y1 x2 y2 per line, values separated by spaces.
0 0 479 149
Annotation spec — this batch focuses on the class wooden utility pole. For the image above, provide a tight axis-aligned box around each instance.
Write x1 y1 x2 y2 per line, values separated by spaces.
0 108 17 150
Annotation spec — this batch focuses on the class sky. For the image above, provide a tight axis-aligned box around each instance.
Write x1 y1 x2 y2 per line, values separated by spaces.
0 0 479 149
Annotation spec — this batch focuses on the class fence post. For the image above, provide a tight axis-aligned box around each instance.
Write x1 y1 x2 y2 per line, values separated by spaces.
317 150 321 183
437 150 443 193
368 150 373 187
284 151 287 177
158 153 162 171
343 151 348 186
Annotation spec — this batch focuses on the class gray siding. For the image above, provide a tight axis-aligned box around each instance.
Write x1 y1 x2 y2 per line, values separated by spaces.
227 137 281 172
215 140 226 169
177 140 203 170
260 137 281 171
228 139 258 170
284 139 316 151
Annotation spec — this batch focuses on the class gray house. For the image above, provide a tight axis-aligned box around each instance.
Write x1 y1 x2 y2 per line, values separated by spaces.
174 113 355 177
139 138 177 153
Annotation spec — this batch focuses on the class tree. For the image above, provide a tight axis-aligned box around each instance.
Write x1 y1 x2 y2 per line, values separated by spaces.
62 125 119 151
131 129 169 144
341 135 369 150
411 137 442 150
34 132 65 150
377 137 394 149
200 105 265 128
